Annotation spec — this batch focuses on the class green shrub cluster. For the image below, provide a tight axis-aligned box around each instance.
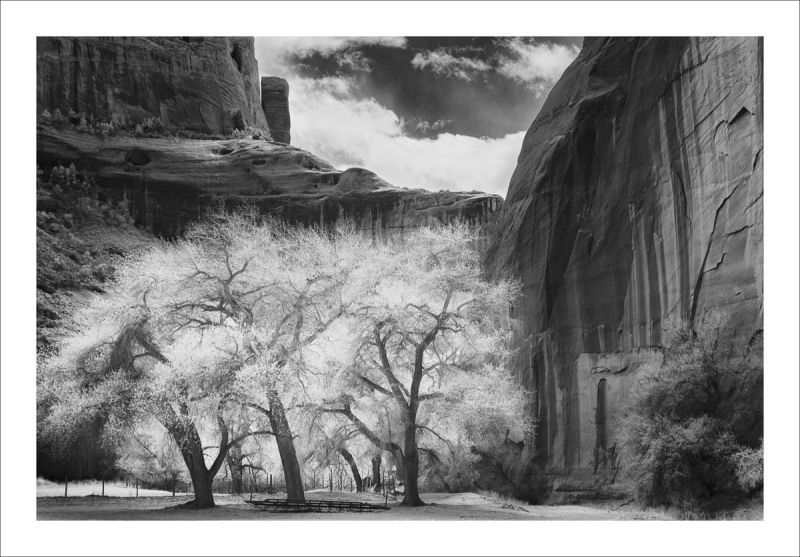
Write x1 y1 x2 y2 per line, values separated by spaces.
38 164 132 228
229 126 271 140
620 315 763 508
39 109 272 141
39 109 170 138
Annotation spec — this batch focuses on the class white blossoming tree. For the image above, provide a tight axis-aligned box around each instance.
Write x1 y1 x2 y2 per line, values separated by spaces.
316 226 531 506
39 211 361 507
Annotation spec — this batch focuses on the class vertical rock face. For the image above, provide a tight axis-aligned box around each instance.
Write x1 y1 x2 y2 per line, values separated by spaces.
37 37 269 134
486 38 763 477
261 76 291 144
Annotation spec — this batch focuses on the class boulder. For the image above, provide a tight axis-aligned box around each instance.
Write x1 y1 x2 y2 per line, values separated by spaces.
485 37 763 482
37 37 269 135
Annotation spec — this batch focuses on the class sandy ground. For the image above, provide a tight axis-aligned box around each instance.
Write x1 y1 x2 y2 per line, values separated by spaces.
37 490 672 521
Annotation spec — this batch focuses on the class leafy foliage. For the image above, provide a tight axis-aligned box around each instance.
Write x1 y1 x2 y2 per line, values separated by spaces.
619 315 763 508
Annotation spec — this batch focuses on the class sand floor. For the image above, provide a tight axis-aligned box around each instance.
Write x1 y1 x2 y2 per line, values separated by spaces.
37 491 672 521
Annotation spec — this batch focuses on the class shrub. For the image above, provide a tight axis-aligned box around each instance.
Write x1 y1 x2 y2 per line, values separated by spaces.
733 442 764 492
229 126 271 141
38 164 132 228
620 315 763 508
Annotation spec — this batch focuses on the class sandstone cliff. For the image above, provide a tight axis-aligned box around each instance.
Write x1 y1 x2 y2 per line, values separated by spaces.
37 126 501 239
37 37 269 135
485 37 763 482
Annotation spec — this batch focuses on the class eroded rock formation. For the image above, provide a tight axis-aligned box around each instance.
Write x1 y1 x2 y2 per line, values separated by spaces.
37 37 269 135
37 126 501 239
485 37 763 487
261 76 291 144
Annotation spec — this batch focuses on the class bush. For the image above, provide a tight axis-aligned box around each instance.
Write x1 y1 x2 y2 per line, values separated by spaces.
620 315 763 508
733 442 764 492
38 108 173 138
229 126 271 141
38 164 132 228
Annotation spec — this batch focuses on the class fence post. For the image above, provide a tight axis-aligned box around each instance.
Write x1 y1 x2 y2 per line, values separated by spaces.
64 476 68 498
102 478 105 497
136 478 139 498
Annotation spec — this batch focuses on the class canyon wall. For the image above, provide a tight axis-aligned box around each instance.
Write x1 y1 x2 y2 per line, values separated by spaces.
37 127 501 240
485 37 763 483
37 37 269 135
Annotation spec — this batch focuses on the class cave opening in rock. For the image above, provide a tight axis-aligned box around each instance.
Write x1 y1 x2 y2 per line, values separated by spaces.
231 44 243 73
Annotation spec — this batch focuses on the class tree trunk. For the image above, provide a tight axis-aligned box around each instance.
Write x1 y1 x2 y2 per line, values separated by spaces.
371 454 382 493
187 460 215 508
269 396 305 501
171 424 225 508
392 448 406 480
338 448 363 492
402 424 424 506
226 446 244 495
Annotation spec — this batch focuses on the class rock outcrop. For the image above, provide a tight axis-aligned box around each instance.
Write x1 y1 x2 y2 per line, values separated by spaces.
37 37 269 135
486 37 763 485
261 77 291 144
37 126 501 239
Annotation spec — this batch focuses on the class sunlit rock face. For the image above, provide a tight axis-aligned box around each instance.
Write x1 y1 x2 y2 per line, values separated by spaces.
261 76 291 144
37 126 502 240
486 37 763 483
37 37 269 135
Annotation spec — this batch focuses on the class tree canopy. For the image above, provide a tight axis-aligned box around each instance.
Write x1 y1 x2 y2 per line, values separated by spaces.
38 213 530 507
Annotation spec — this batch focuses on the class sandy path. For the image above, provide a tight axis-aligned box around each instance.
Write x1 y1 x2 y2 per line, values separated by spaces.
37 492 669 521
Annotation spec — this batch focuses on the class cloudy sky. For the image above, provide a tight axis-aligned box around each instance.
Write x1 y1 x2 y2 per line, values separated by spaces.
254 37 582 198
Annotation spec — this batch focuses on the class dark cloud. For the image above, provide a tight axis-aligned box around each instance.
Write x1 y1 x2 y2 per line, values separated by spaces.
283 37 582 139
253 37 581 196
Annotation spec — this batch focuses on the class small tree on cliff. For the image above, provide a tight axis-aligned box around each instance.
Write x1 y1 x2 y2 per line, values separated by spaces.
39 211 360 507
319 226 530 506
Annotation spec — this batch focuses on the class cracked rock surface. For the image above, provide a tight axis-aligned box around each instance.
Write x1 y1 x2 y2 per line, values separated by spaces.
485 37 762 481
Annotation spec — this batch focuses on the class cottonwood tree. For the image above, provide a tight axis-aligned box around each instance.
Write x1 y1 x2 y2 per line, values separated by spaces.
318 226 530 506
39 211 361 507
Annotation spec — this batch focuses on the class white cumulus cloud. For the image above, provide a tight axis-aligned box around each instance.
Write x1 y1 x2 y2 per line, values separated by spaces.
410 51 491 80
256 37 407 75
497 39 580 94
288 76 524 196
